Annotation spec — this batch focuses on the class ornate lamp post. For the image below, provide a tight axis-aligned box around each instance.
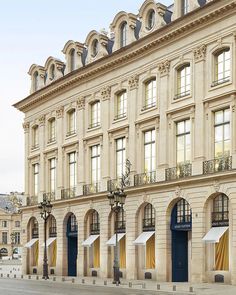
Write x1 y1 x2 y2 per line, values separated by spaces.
38 194 53 280
107 159 131 285
10 232 16 260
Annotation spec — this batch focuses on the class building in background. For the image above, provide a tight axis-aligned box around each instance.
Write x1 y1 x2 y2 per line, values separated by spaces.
14 0 236 284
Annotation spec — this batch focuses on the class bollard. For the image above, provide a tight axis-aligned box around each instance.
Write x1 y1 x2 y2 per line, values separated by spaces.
0 274 2 278
142 283 146 289
7 274 9 278
36 276 39 280
128 282 132 288
173 285 176 291
53 277 56 281
62 277 65 282
28 275 31 279
72 278 75 283
104 280 107 285
93 279 96 285
116 281 119 287
14 275 16 279
189 286 194 293
157 284 160 290
21 275 23 279
82 278 85 284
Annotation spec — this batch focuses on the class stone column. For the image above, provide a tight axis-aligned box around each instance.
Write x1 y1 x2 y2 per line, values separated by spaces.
99 207 109 278
54 212 64 276
37 219 44 275
77 98 85 195
23 122 30 203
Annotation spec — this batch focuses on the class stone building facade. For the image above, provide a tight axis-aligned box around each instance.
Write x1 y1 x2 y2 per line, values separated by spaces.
14 0 236 284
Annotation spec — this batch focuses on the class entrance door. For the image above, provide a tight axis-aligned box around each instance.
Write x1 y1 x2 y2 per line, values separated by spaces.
172 230 188 282
68 236 77 276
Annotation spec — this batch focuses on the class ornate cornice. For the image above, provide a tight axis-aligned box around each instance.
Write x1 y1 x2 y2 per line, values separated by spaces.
100 86 111 101
56 106 64 118
77 97 85 110
13 0 236 113
128 75 139 90
193 44 207 62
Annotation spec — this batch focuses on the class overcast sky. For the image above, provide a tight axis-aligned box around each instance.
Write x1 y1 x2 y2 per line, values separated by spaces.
0 0 172 194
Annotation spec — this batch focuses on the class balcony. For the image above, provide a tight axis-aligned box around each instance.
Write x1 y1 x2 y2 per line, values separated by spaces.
143 218 155 232
61 187 75 199
203 156 232 175
26 196 38 206
165 163 192 181
211 76 230 87
107 178 131 192
134 171 156 186
115 221 126 233
49 226 57 237
90 223 100 235
83 183 100 195
212 211 229 227
32 228 39 239
44 192 55 201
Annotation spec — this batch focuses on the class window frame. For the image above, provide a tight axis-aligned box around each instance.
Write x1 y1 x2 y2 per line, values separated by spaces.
120 22 128 48
176 119 191 165
48 117 56 143
143 78 157 110
212 48 231 87
90 101 101 128
68 152 76 190
116 137 126 179
175 63 191 99
115 91 127 120
33 163 39 197
67 109 76 136
91 145 101 184
144 129 156 173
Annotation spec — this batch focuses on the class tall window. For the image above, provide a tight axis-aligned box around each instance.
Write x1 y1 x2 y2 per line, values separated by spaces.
92 211 99 226
32 125 39 149
14 232 20 244
176 199 191 224
143 203 155 230
147 10 155 30
176 119 191 164
49 64 55 81
2 232 7 244
69 152 76 189
144 130 156 173
214 109 230 158
144 79 156 109
116 138 126 178
92 39 99 57
116 91 127 119
33 71 39 91
2 221 7 228
33 163 39 197
48 118 56 143
181 0 189 15
212 194 229 225
176 64 190 98
70 48 76 71
49 158 56 193
91 101 101 128
214 48 230 84
67 109 76 136
91 145 100 184
120 22 127 48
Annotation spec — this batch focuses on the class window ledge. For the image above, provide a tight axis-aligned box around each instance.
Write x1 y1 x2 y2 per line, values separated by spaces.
173 93 191 103
87 125 101 132
141 105 157 114
209 79 231 91
47 139 56 146
65 132 77 139
113 116 127 124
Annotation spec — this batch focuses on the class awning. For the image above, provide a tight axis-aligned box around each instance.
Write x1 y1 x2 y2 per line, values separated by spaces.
202 226 228 243
24 238 38 248
41 237 56 247
133 231 155 245
106 233 126 246
82 234 99 247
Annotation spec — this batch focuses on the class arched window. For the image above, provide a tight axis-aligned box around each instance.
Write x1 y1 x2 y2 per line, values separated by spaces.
68 214 77 233
32 125 39 149
33 71 39 91
67 109 76 136
49 216 57 237
212 194 229 226
143 203 155 231
213 48 230 86
116 91 127 120
90 101 101 128
120 22 127 48
176 63 191 99
49 64 55 81
181 0 189 16
147 10 155 30
32 219 39 238
70 48 76 71
144 78 156 109
48 117 56 143
92 39 99 57
117 208 126 232
91 210 100 234
176 199 191 224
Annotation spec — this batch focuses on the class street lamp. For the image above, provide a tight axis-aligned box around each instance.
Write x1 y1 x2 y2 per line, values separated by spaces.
38 193 53 280
10 232 16 260
107 159 131 285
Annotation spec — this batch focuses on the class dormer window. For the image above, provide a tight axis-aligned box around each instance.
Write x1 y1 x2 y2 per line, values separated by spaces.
181 0 189 16
147 10 155 30
120 22 127 48
92 39 99 57
33 71 39 91
70 49 76 71
49 64 55 81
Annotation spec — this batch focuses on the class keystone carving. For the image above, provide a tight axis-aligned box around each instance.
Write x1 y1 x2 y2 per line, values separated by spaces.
22 122 30 133
158 60 170 76
38 115 45 126
128 75 139 90
77 97 85 110
100 86 111 101
194 44 207 62
56 106 64 118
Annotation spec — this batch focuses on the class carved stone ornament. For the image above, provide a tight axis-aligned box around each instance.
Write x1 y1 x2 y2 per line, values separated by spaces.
38 115 45 126
77 97 85 110
100 86 111 101
194 44 207 62
22 122 30 133
56 106 64 118
213 181 220 193
158 60 170 76
128 74 139 90
175 186 182 197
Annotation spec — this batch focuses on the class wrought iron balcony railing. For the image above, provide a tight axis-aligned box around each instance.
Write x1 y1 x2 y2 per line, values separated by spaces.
90 223 100 235
44 192 55 201
107 178 131 192
203 156 232 175
211 76 230 87
165 163 192 181
115 221 126 233
143 218 155 232
212 211 229 227
134 171 156 186
32 228 39 239
26 196 38 206
61 187 76 199
83 183 100 195
49 226 57 237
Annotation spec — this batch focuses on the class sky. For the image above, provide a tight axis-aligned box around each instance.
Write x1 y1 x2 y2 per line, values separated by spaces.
0 0 172 194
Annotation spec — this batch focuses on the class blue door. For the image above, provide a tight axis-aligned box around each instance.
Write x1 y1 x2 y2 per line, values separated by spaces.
67 214 78 276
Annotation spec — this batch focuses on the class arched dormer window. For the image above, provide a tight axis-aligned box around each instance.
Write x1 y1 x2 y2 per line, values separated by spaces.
144 78 156 109
49 64 55 81
92 39 99 57
175 63 191 99
212 194 229 227
69 48 76 71
91 210 100 234
147 9 155 30
120 22 128 48
143 203 155 231
212 48 231 87
33 71 39 91
181 0 189 16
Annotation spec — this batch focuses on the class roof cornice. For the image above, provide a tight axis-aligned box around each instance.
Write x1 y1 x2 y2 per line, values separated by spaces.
13 0 236 113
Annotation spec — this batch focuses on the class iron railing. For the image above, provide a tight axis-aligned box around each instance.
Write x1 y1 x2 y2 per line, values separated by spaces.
107 178 131 192
61 187 75 199
83 183 100 195
211 76 230 87
49 226 57 237
90 223 100 235
165 163 192 181
203 156 232 174
32 228 39 239
26 196 38 206
115 221 126 233
143 218 155 232
134 171 156 186
44 192 55 201
212 211 229 227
